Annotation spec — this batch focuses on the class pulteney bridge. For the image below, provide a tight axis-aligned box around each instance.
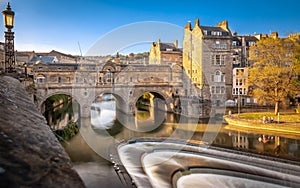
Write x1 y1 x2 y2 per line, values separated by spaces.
32 60 211 118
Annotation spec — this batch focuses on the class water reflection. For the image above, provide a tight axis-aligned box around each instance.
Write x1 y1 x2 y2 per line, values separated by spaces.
40 93 298 163
91 94 167 134
91 100 116 129
223 130 300 160
53 95 300 187
44 95 79 130
87 97 300 161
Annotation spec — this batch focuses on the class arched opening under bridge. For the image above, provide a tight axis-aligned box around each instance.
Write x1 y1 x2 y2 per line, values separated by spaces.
41 93 80 141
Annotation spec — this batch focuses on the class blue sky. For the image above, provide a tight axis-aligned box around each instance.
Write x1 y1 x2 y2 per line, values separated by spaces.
0 0 299 55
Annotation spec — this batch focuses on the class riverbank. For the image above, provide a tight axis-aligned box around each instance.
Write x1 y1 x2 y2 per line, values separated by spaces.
224 113 300 137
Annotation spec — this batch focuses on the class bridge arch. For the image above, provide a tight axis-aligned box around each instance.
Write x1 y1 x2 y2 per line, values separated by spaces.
38 91 81 130
39 91 81 111
93 91 129 112
132 89 173 113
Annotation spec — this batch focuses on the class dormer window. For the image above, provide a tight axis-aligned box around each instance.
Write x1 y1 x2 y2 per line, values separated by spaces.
212 31 222 36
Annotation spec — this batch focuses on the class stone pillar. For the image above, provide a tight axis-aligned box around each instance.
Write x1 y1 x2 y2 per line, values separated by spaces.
165 98 173 112
116 100 132 114
80 103 91 118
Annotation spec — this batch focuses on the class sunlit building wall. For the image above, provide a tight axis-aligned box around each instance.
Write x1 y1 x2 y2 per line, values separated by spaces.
183 19 233 106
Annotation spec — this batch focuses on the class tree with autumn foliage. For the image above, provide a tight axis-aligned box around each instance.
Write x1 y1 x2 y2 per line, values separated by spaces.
248 35 300 115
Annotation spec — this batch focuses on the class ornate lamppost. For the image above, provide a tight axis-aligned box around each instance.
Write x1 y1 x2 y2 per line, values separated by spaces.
2 2 15 73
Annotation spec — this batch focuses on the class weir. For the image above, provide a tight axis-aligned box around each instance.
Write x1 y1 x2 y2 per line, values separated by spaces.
117 139 300 188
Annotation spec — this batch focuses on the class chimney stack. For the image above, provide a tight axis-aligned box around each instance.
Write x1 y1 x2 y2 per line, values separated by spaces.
173 40 178 48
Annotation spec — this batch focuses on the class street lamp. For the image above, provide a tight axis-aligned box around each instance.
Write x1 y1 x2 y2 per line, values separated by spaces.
2 2 15 73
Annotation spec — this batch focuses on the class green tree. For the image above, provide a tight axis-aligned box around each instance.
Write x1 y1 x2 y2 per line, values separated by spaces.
248 36 300 115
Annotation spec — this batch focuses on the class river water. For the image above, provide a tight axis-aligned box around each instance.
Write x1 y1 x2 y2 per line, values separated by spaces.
47 97 300 187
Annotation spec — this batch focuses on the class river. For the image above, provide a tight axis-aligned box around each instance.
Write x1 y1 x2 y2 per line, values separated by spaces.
46 96 300 187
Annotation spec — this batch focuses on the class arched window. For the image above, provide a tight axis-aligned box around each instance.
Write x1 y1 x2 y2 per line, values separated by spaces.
214 70 225 82
215 71 221 82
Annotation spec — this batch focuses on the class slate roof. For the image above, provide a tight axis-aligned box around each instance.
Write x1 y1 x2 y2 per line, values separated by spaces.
243 35 258 42
159 43 182 52
200 26 230 36
30 56 59 64
41 56 57 63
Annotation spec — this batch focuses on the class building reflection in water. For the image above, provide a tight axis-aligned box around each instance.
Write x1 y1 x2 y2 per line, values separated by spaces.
226 130 300 160
46 94 300 161
231 131 249 149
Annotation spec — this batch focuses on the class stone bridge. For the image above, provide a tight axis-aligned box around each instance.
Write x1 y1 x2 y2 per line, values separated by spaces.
32 60 211 118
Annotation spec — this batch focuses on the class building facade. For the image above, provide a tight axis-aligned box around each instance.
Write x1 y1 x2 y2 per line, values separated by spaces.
231 32 283 106
16 51 36 66
149 39 182 65
183 19 233 106
231 33 259 106
36 50 78 64
232 67 249 106
232 33 258 68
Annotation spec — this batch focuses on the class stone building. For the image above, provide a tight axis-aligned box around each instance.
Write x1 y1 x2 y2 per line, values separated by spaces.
231 33 259 106
36 50 78 64
232 32 258 68
16 51 36 66
231 32 283 106
33 63 78 85
14 50 79 77
149 39 182 65
183 18 233 107
232 67 249 106
16 50 78 66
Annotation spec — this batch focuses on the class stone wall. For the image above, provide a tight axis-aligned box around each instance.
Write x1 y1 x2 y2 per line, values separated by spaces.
0 76 85 187
183 19 233 106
